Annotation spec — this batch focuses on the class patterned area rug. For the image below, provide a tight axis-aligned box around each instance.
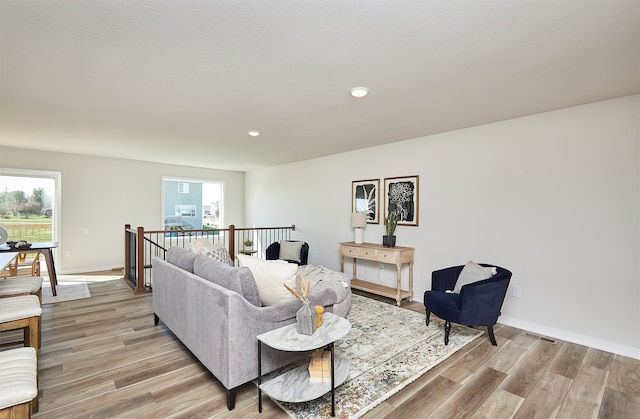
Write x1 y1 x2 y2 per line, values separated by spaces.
268 294 483 418
42 280 91 304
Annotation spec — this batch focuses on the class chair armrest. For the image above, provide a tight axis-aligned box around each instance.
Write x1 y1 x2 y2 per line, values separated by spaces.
458 276 510 325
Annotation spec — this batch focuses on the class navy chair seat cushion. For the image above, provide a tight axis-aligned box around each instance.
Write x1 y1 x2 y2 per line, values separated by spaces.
423 291 462 323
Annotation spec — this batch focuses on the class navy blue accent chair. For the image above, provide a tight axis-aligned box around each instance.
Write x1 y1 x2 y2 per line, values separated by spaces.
423 264 512 346
265 241 309 265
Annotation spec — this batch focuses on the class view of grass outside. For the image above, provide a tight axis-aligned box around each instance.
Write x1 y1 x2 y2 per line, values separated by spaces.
0 175 55 243
1 218 53 242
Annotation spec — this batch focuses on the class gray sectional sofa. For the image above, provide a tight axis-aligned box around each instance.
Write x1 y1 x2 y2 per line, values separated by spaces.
151 247 338 410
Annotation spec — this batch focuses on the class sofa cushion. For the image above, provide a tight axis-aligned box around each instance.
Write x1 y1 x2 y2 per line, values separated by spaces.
194 256 261 307
454 261 497 293
278 240 304 262
237 254 297 306
167 247 197 273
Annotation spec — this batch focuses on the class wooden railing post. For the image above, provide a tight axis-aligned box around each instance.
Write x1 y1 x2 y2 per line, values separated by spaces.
136 226 145 294
124 224 131 281
228 225 235 261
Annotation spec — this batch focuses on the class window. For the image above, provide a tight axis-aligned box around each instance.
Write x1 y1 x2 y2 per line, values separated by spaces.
0 169 60 256
163 177 223 231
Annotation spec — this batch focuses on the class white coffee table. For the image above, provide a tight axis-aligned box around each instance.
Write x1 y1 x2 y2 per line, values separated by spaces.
257 312 351 417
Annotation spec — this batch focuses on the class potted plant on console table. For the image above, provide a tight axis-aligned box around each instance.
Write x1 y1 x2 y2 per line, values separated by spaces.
383 210 397 247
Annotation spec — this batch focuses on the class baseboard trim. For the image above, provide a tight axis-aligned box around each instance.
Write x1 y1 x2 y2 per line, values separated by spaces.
53 265 123 276
499 315 640 360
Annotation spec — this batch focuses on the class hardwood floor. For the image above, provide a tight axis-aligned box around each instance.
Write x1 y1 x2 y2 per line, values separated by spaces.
3 272 638 418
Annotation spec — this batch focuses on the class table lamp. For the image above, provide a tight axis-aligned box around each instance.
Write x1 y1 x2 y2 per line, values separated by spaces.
351 212 367 244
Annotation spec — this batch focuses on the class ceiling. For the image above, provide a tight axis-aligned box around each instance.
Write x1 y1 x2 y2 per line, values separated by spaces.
1 1 638 172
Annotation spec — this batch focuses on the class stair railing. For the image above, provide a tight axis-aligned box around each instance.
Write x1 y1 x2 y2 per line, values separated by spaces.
124 224 296 293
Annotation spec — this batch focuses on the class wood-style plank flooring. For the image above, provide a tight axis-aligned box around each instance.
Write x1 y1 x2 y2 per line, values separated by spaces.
2 272 638 418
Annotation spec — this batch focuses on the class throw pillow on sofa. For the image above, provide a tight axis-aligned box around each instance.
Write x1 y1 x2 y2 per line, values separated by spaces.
237 254 297 306
190 238 214 255
208 243 234 266
190 238 233 266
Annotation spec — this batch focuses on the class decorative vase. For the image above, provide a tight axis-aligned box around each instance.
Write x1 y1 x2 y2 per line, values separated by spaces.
382 235 396 248
296 301 317 335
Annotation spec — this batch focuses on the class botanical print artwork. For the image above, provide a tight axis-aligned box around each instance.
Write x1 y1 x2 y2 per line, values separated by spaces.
352 179 379 224
384 176 419 226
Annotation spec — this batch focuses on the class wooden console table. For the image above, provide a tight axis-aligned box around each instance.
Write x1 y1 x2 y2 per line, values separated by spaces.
339 242 414 306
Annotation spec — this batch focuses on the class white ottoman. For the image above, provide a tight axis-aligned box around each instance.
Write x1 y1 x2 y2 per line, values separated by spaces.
0 347 38 416
297 265 353 317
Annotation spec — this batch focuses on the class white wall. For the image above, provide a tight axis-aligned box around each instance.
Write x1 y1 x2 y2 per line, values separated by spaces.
0 147 245 273
246 95 640 358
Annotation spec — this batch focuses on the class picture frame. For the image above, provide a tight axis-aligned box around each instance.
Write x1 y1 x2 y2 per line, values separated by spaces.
384 176 419 227
352 179 380 224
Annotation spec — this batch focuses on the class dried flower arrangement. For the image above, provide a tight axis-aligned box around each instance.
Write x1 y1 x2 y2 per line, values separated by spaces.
284 274 311 302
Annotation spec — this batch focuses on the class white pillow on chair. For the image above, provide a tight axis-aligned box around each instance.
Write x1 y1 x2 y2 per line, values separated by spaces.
278 240 304 262
454 261 497 293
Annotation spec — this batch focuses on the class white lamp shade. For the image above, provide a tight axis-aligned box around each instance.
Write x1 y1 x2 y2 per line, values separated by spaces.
351 212 367 228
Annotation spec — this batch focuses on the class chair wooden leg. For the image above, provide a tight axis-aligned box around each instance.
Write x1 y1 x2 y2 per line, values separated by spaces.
0 401 31 418
444 321 451 345
37 289 42 348
23 317 40 413
487 325 497 346
425 310 431 326
25 317 40 350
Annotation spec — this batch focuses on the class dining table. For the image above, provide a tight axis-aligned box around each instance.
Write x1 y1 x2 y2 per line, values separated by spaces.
0 242 59 296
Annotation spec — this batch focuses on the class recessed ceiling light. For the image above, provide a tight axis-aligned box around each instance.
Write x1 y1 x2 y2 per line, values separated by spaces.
247 130 260 137
350 87 369 98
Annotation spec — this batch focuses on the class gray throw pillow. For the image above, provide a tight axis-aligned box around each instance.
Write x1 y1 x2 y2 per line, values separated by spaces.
454 261 497 293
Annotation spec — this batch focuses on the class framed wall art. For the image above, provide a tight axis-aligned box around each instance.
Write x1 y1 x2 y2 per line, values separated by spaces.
352 179 380 224
384 175 419 226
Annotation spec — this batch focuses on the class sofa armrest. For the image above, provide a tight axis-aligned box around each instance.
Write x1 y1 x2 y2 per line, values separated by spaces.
243 288 337 323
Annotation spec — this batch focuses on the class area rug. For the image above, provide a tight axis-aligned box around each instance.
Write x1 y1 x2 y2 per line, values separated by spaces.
42 280 91 304
266 294 483 419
